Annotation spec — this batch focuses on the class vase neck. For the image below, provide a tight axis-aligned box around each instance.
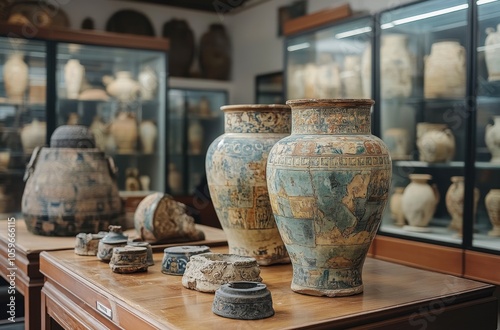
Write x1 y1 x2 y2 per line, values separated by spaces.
290 106 372 135
224 110 291 133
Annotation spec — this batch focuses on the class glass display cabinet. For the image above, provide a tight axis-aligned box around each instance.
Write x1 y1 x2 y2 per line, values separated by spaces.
55 41 167 192
372 0 500 283
285 15 374 100
168 80 228 196
0 36 47 215
0 23 169 212
255 71 284 104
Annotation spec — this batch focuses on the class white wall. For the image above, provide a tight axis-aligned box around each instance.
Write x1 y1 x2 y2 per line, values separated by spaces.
53 0 416 103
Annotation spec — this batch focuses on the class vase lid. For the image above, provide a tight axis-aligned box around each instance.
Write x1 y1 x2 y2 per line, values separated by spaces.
101 225 128 244
50 125 96 148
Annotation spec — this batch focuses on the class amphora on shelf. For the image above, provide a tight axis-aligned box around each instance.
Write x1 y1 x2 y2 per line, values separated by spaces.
416 122 455 163
445 176 479 233
389 187 405 226
485 116 500 162
380 34 413 99
3 52 28 103
401 174 439 232
485 24 500 82
103 71 140 103
109 112 138 154
64 59 85 99
485 189 500 237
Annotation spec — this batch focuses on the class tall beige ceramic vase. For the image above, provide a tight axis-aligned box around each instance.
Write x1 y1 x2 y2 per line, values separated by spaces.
206 104 291 266
485 189 500 237
445 176 479 234
267 99 392 297
401 174 439 232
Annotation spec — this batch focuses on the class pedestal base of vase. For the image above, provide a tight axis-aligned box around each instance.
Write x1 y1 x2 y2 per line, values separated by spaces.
403 225 432 233
488 226 500 237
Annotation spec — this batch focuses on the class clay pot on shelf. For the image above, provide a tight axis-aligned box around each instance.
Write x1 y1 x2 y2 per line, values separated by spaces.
384 128 410 160
3 52 28 103
485 116 500 162
138 66 158 100
64 59 85 99
380 34 413 99
416 123 455 163
445 176 479 233
485 189 500 237
109 112 138 154
266 99 391 297
485 24 500 82
103 71 140 103
20 118 46 154
188 120 204 155
401 174 439 232
139 120 157 154
168 163 183 194
424 41 466 98
389 187 405 227
199 24 231 80
162 18 195 77
206 104 291 266
22 126 124 236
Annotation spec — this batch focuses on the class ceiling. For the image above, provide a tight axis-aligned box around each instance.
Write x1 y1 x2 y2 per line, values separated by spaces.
121 0 254 13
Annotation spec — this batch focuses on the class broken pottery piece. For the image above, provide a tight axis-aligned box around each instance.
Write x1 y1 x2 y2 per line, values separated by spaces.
74 232 106 256
127 241 154 266
181 253 262 293
134 192 205 244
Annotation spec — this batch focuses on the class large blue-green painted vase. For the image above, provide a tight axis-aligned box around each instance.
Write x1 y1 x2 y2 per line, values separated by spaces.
206 104 291 266
266 99 392 296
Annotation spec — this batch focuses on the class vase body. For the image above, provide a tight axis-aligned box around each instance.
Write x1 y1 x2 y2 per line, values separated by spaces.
206 104 291 266
485 189 500 237
424 41 466 98
445 176 480 233
3 53 28 103
390 187 405 226
20 119 46 154
138 66 158 100
139 120 157 154
22 147 123 236
384 128 410 160
64 59 85 99
110 112 138 153
380 34 413 99
104 71 140 102
485 24 500 81
199 24 231 80
266 99 391 296
416 122 455 163
188 120 204 155
485 116 500 162
162 18 195 77
401 174 439 231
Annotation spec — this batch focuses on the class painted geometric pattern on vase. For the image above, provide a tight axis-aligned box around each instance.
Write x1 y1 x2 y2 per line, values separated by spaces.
225 110 291 134
291 108 370 135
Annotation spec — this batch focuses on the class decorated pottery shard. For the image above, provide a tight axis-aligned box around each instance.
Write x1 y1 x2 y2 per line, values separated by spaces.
74 232 105 256
182 253 262 293
134 192 205 244
212 282 274 320
162 245 211 275
109 246 148 274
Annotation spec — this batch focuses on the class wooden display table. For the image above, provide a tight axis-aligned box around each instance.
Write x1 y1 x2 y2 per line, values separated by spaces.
40 246 497 330
0 219 226 330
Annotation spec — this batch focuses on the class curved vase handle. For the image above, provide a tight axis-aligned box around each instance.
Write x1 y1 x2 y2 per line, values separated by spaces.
23 146 42 182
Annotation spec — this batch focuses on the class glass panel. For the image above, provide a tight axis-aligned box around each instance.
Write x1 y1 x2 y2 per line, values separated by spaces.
474 0 500 251
255 72 284 104
168 88 226 195
378 0 468 246
55 43 166 192
285 16 373 100
0 37 47 215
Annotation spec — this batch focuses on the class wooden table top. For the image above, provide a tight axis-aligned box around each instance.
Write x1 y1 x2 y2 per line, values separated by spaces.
40 246 496 330
0 219 226 254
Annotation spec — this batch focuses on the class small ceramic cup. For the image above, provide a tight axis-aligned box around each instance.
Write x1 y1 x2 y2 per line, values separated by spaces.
127 241 154 266
109 246 148 274
74 232 106 256
161 245 211 275
212 281 274 320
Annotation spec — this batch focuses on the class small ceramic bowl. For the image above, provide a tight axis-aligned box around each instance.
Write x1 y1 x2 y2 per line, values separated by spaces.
161 245 210 275
127 241 154 266
109 246 148 274
212 281 274 320
74 232 105 256
182 253 262 293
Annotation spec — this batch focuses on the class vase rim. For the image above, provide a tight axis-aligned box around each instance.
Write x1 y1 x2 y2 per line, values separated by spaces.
286 99 375 107
409 173 432 181
450 176 464 182
220 104 291 111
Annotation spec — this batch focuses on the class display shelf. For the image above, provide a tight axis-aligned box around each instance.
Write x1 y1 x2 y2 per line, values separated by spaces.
394 160 466 168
